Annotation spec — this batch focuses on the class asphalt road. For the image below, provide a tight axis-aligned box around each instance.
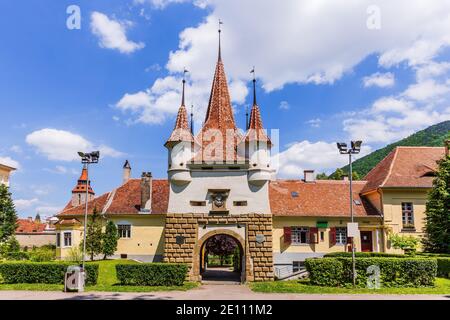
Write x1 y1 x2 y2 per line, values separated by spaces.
0 284 449 300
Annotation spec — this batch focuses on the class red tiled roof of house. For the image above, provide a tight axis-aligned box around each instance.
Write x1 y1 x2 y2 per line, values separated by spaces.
16 219 47 234
362 146 445 194
56 218 81 225
269 180 380 217
58 179 169 216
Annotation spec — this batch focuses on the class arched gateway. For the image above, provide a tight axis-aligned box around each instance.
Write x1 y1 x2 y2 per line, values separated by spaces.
162 26 274 283
197 230 246 282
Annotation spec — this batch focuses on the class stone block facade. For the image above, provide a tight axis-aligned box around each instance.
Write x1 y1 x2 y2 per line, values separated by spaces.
163 213 273 282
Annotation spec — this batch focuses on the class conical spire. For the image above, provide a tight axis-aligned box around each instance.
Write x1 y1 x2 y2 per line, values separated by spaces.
243 70 271 147
165 78 195 147
72 165 95 195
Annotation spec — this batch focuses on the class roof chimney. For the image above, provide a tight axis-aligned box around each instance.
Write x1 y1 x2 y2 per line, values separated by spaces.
28 216 33 222
123 160 131 184
445 139 450 157
140 172 152 212
304 170 315 183
342 175 349 181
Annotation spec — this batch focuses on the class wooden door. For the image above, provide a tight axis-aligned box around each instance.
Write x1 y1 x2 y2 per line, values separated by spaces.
360 231 373 252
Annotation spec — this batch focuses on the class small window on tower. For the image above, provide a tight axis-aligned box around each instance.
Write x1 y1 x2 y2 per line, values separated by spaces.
233 201 248 206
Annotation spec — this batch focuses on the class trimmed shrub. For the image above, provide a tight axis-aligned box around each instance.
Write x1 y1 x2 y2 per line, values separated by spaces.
29 247 55 262
0 262 98 285
116 263 188 286
324 252 407 258
305 258 343 286
339 257 436 287
437 258 450 278
306 257 437 287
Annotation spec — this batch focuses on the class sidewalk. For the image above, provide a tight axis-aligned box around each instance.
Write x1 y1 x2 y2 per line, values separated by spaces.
0 284 448 300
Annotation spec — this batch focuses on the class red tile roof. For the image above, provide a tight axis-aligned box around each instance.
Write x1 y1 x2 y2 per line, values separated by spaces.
56 218 81 226
270 180 380 217
194 58 243 163
58 179 169 216
165 105 196 147
362 147 445 194
72 167 94 195
241 104 272 146
16 219 47 234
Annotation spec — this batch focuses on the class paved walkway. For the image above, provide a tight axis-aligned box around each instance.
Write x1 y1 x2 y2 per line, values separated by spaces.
0 284 448 300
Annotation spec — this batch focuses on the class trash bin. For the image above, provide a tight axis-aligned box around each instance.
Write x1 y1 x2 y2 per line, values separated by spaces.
64 265 85 292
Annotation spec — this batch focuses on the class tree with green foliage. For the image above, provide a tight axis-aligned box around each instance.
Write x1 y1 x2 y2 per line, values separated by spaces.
80 206 103 261
389 233 419 255
316 172 328 180
330 168 345 180
0 184 18 242
102 220 118 260
423 151 450 253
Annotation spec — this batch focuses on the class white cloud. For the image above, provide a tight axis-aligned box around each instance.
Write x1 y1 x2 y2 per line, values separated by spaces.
134 0 190 9
26 129 124 162
403 80 449 101
35 206 63 216
306 118 321 128
10 145 23 154
14 198 39 211
363 72 395 88
90 11 145 54
275 140 371 178
0 156 20 169
279 101 290 110
118 0 450 127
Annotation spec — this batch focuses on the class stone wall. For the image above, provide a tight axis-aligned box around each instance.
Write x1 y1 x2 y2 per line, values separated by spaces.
163 213 273 282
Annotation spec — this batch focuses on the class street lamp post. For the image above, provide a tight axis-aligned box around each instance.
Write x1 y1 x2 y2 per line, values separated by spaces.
77 151 100 273
337 141 362 287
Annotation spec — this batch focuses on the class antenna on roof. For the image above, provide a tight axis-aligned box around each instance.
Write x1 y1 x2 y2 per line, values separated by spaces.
181 68 188 106
218 19 223 61
245 105 249 130
250 66 257 106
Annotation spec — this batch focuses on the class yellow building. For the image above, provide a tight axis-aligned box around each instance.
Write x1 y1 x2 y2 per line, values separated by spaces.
54 32 448 280
0 162 16 187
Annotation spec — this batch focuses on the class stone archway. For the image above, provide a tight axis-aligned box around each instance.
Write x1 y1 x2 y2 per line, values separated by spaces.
194 229 250 283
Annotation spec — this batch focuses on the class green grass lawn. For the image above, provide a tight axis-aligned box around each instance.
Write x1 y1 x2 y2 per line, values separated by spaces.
250 277 450 295
0 259 198 292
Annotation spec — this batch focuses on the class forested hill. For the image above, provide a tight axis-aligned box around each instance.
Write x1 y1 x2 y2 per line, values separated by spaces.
328 120 450 179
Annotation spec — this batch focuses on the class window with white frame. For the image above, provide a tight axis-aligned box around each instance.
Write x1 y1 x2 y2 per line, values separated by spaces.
118 224 131 238
291 227 310 244
292 261 304 272
402 202 414 228
336 227 347 245
56 233 61 247
63 232 72 247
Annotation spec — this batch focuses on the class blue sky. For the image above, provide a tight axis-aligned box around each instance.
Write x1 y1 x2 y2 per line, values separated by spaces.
1 0 449 218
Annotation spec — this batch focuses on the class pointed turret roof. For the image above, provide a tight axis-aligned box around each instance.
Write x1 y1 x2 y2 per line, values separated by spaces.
195 25 242 162
242 74 271 146
72 166 94 195
165 79 196 147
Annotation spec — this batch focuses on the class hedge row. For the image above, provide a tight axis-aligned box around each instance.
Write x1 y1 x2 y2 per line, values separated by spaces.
324 252 407 258
0 262 98 286
116 263 188 286
437 258 450 278
305 257 437 287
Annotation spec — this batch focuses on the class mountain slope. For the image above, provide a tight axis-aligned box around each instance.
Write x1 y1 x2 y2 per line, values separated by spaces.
332 120 450 178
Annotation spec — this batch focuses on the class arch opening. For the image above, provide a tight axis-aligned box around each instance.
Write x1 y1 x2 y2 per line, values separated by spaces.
199 233 244 283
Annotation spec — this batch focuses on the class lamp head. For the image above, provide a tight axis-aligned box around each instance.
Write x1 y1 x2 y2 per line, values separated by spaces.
351 140 362 153
336 142 348 154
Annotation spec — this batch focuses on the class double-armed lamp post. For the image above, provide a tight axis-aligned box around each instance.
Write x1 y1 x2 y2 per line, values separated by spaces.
77 151 100 272
336 140 362 287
